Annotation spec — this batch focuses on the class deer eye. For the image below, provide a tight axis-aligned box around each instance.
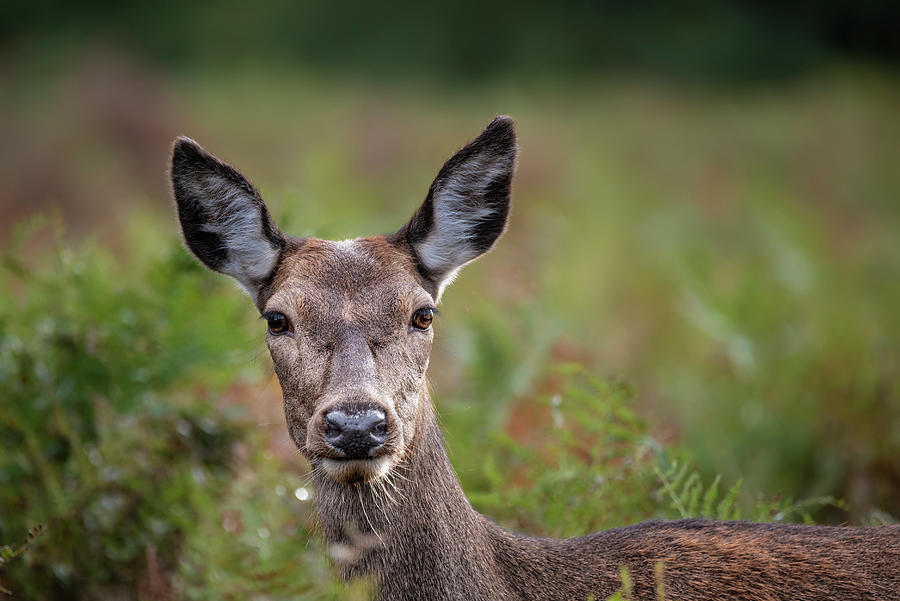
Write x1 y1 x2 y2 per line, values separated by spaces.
411 307 435 330
264 311 291 335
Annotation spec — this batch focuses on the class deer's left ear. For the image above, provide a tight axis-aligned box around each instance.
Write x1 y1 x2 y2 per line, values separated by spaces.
397 116 517 298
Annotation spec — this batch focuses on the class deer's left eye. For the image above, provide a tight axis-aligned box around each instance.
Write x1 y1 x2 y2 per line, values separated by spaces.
265 312 291 335
411 307 435 330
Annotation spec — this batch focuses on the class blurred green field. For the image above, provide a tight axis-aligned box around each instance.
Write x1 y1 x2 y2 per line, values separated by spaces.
2 60 899 599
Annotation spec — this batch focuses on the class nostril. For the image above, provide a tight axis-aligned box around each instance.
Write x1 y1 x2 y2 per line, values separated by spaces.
324 411 347 443
366 413 387 445
324 418 341 442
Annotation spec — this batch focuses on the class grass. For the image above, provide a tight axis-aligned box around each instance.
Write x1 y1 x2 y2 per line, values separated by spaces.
1 62 898 598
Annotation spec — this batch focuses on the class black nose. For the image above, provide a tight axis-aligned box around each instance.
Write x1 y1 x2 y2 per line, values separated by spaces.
323 408 387 458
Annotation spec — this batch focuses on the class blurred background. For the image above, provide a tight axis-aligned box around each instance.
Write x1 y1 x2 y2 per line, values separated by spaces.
2 1 899 599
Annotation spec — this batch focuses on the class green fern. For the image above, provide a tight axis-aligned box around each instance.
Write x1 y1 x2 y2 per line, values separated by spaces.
655 458 738 519
655 456 842 522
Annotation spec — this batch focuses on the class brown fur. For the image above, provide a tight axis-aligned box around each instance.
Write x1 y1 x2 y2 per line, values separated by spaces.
170 118 900 601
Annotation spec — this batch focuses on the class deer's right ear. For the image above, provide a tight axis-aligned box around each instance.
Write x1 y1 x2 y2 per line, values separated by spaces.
170 137 286 300
398 116 517 299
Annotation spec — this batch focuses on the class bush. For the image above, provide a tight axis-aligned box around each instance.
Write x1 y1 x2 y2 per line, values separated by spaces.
0 221 266 598
464 365 843 536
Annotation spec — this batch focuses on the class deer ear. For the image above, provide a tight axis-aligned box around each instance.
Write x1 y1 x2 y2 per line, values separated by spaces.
170 137 286 299
400 116 517 298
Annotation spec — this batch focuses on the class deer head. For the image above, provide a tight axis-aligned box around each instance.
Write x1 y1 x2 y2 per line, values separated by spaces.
171 117 516 485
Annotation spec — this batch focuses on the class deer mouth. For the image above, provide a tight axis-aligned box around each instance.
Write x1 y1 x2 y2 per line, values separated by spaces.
319 456 394 484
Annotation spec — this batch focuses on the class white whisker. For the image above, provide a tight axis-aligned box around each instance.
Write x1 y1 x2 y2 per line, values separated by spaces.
357 483 384 547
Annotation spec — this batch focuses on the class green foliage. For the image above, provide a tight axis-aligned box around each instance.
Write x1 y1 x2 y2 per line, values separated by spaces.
466 367 660 536
655 462 738 520
655 458 845 523
464 364 845 539
0 525 44 595
174 441 366 601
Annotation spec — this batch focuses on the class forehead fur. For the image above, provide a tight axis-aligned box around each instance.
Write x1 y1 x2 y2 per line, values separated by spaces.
257 236 425 312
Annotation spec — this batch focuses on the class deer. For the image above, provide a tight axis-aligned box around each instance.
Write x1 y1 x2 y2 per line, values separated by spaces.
169 116 900 601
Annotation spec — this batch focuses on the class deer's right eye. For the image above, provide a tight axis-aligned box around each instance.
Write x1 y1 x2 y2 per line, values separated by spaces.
411 307 435 330
264 311 291 335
